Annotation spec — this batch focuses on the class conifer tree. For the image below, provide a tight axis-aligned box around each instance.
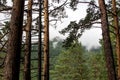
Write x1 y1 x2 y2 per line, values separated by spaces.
112 0 120 79
43 0 49 80
4 0 25 80
23 0 32 80
98 0 117 79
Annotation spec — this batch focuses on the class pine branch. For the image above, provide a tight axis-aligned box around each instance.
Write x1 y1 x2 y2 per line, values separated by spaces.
49 0 68 14
0 5 12 11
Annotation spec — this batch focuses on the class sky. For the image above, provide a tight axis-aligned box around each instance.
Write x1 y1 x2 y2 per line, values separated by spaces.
5 0 102 50
49 1 102 50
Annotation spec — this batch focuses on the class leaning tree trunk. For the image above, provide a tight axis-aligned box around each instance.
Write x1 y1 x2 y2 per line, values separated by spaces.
23 0 32 80
112 0 120 79
4 0 25 80
98 0 117 80
43 0 49 80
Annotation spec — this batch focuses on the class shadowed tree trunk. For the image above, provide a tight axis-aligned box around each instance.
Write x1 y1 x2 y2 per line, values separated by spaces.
23 0 32 80
4 0 25 80
43 0 49 80
112 0 120 79
38 0 42 80
98 0 117 80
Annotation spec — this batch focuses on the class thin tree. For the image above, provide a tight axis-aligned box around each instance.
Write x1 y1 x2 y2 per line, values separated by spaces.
112 0 120 79
98 0 117 80
3 0 25 80
23 0 33 80
38 0 42 80
43 0 49 80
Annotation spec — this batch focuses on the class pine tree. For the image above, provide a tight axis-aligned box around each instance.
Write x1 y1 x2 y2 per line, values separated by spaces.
112 0 120 79
38 0 42 80
23 0 32 80
98 0 117 79
43 0 49 80
50 42 88 80
4 0 25 80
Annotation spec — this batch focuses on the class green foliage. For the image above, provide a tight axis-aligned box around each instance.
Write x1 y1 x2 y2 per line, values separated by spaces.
50 6 65 18
50 40 108 80
31 44 38 80
69 0 79 10
81 1 100 28
0 68 3 80
49 0 68 22
50 37 64 70
60 21 82 48
86 51 108 80
0 21 10 79
50 42 89 80
60 0 100 48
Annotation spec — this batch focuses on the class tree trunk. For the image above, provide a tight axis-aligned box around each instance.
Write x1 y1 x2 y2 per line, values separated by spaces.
43 0 49 80
38 0 42 80
23 0 32 80
112 0 120 79
4 0 25 80
98 0 117 80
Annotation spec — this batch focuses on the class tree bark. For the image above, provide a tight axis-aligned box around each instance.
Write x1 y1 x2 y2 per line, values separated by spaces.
4 0 25 80
23 0 32 80
112 0 120 79
38 0 42 80
98 0 117 80
43 0 49 80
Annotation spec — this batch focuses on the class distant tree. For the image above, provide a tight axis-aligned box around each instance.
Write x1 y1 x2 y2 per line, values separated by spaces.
87 51 108 80
50 40 109 80
49 37 64 70
3 0 25 80
50 42 89 80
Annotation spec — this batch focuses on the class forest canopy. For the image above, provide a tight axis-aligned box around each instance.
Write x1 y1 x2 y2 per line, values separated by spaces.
0 0 120 80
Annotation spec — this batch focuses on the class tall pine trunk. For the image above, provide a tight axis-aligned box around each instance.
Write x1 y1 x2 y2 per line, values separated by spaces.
4 0 25 80
112 0 120 79
23 0 32 80
43 0 49 80
38 0 42 80
98 0 117 80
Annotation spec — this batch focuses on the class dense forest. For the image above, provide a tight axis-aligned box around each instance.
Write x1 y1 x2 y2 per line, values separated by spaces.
0 0 120 80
